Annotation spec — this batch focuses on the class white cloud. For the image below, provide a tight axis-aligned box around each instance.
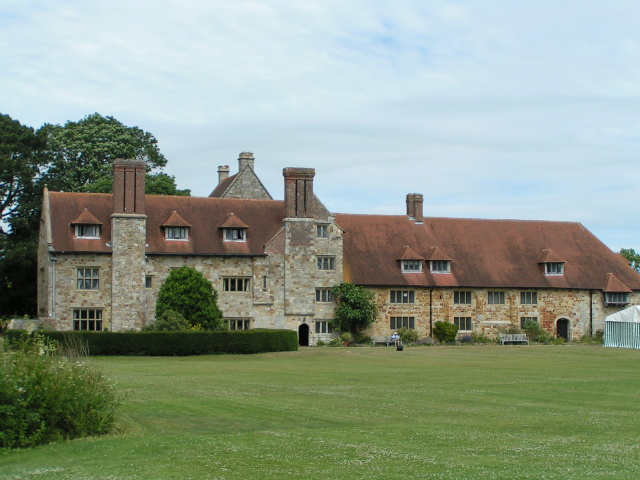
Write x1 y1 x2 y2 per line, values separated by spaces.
1 0 640 250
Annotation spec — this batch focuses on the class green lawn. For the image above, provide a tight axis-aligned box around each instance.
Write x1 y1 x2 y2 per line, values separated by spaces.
2 345 640 479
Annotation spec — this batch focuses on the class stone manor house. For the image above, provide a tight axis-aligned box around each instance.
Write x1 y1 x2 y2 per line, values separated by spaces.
38 153 640 345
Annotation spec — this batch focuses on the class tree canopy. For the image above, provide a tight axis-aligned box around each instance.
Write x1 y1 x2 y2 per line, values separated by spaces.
0 111 189 317
620 248 640 273
331 282 378 333
0 113 46 226
155 266 224 331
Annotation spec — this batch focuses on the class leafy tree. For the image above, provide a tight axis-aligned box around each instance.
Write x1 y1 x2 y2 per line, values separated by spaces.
0 113 46 226
39 113 167 193
85 172 190 196
155 266 224 331
620 248 640 272
433 321 458 343
331 282 377 333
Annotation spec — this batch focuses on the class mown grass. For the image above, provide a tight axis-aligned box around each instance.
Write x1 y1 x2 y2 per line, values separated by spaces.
2 345 640 479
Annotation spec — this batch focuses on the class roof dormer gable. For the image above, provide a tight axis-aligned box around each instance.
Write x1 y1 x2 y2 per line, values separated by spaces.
220 212 249 242
538 248 565 276
71 209 102 226
162 211 191 241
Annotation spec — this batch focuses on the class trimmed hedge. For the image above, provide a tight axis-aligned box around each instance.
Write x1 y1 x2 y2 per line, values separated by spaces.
4 329 298 356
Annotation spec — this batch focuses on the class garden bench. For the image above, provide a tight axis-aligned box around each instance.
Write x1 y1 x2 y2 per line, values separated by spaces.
499 333 529 345
372 336 394 346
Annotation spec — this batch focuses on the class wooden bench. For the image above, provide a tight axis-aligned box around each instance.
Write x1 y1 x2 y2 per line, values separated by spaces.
499 333 529 345
372 336 394 346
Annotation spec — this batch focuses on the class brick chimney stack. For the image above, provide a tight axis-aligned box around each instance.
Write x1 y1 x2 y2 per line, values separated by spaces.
218 165 230 184
113 159 146 215
283 168 315 218
406 193 424 223
238 152 255 171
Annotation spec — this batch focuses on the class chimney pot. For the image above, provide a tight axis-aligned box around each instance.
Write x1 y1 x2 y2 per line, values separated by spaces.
218 165 230 184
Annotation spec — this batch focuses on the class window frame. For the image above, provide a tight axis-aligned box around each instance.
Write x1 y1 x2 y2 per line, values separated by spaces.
315 288 334 303
75 224 100 239
390 316 415 330
72 308 103 331
520 316 538 328
165 226 189 241
454 316 472 331
545 262 564 276
520 291 538 305
390 290 415 304
453 290 472 305
487 291 505 305
605 292 629 305
430 260 451 274
316 224 329 238
224 228 247 242
226 318 252 330
317 256 336 271
401 260 422 273
223 277 251 292
315 320 334 334
76 267 100 290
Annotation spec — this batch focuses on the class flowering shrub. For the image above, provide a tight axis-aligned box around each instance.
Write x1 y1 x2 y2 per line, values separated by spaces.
0 334 120 449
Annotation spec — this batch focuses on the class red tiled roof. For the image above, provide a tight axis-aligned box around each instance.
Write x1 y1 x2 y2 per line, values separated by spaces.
161 211 192 227
335 213 640 291
604 273 632 293
209 174 237 197
219 212 250 229
71 208 102 225
47 192 285 256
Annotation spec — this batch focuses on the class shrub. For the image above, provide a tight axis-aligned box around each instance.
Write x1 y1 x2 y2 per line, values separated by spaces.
397 328 418 344
415 337 436 346
523 319 551 344
328 337 343 347
331 283 377 333
433 321 459 344
155 266 223 331
351 332 372 345
459 334 472 344
0 334 120 449
471 333 494 344
142 309 191 331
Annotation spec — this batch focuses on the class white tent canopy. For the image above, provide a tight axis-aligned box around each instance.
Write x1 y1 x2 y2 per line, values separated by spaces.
604 306 640 349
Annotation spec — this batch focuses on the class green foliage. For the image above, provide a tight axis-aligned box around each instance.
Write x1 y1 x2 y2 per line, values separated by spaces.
39 113 167 193
142 309 192 332
523 319 551 344
155 266 223 331
433 321 459 343
331 283 377 333
397 328 418 344
84 172 190 196
328 337 344 347
5 329 298 356
470 332 495 344
0 113 46 224
0 334 119 449
619 248 640 272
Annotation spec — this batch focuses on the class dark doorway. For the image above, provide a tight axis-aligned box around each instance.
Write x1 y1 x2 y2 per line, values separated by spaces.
298 323 310 346
557 318 569 341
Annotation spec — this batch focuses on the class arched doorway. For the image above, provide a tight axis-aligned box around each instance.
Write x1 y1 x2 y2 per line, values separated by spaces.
557 318 570 341
298 323 310 346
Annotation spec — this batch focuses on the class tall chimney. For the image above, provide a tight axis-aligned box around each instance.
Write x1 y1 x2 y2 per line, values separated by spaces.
218 165 230 184
406 193 423 223
113 159 146 214
238 152 255 171
283 168 315 218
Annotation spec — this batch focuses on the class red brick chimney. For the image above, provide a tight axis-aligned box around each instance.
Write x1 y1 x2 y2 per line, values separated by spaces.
406 193 423 223
283 168 315 218
113 159 146 214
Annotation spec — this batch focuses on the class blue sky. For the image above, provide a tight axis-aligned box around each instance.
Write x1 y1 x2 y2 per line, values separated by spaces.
2 0 640 251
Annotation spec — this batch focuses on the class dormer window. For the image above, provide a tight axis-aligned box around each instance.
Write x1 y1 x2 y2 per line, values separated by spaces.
402 260 422 273
605 292 629 305
430 260 451 274
165 226 189 240
545 262 564 276
162 211 192 242
224 228 247 242
71 209 102 239
75 224 100 238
